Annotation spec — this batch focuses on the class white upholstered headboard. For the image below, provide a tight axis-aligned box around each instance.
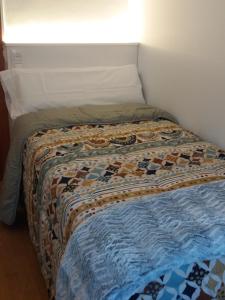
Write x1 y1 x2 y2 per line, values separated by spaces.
3 43 139 69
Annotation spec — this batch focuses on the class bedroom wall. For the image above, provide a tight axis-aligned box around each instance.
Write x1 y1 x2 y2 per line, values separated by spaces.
138 0 225 148
2 0 141 43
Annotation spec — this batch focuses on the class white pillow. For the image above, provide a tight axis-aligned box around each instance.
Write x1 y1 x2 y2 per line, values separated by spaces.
0 65 144 119
0 69 23 119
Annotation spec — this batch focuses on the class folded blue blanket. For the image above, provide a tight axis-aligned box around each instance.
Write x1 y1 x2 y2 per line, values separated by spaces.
56 180 225 300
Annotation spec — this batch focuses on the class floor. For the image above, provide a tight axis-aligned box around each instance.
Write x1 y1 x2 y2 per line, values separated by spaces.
0 212 49 300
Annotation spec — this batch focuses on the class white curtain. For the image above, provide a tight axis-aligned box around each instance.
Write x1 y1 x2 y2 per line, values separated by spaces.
2 0 141 43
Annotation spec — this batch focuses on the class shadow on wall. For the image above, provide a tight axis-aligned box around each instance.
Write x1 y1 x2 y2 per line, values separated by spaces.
138 45 225 149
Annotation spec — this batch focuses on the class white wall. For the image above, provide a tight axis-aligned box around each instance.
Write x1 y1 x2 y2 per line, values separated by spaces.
4 44 138 69
2 0 141 43
139 0 225 148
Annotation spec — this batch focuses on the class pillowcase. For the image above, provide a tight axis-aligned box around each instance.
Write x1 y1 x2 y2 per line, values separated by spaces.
0 69 22 119
0 65 145 119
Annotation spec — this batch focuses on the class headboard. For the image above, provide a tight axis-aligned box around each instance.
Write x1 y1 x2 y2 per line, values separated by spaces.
3 43 139 69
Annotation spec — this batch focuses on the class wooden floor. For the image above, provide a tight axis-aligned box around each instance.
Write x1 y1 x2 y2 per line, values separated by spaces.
0 214 49 300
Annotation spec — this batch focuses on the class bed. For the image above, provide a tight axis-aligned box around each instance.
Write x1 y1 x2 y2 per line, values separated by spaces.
1 56 225 299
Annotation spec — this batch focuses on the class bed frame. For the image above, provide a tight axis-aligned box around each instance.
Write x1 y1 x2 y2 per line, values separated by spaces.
0 26 9 180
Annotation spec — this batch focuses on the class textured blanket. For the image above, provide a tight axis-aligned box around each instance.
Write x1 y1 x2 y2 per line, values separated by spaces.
19 110 225 299
56 180 225 300
0 103 175 225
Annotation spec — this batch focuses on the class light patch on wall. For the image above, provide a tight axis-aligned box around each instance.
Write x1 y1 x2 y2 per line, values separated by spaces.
128 0 144 42
2 0 142 43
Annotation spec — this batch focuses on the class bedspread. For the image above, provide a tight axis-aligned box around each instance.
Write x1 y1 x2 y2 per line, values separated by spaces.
22 116 225 299
57 181 225 300
0 103 175 225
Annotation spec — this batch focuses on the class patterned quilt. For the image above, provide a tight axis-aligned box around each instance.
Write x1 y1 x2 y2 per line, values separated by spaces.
22 119 225 300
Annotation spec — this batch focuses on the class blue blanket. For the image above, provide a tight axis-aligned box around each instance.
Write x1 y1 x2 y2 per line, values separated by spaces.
56 180 225 300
